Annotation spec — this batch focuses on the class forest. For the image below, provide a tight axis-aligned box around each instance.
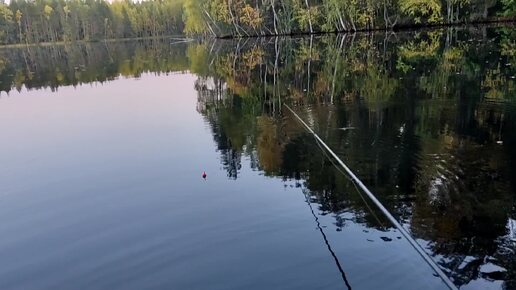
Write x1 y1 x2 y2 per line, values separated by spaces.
1 0 516 44
0 0 185 44
184 0 516 37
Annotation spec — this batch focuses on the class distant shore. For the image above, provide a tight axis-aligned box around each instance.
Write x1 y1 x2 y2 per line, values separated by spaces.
0 35 186 49
1 18 515 48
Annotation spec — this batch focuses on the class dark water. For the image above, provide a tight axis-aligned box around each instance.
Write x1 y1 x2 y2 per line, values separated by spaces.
0 27 515 289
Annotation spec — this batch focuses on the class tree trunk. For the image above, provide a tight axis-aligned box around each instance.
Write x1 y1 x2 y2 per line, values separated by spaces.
271 0 279 35
331 35 344 104
447 0 451 23
18 23 22 43
304 0 313 33
227 0 240 36
203 8 221 36
227 0 249 36
337 8 346 31
307 35 312 95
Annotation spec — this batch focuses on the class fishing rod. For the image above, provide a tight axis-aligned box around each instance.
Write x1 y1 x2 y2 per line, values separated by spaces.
284 104 458 290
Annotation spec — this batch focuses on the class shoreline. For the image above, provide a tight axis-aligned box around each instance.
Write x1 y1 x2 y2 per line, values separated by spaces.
216 18 516 39
0 18 514 48
0 35 185 49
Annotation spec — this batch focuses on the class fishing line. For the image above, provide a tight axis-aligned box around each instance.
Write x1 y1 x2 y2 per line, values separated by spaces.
301 188 352 290
284 104 458 290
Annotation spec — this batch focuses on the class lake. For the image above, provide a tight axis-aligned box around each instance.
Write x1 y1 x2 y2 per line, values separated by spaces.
0 26 515 289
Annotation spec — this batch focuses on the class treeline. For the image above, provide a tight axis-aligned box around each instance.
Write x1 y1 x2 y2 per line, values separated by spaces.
184 0 516 37
0 0 184 45
1 0 516 45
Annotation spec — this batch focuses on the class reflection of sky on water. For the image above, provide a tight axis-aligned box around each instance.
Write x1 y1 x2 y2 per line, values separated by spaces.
0 73 447 289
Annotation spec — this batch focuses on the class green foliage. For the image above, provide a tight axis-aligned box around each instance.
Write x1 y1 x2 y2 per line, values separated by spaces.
0 4 14 44
184 0 509 37
0 0 513 43
0 0 186 45
399 0 442 24
501 0 516 16
183 0 207 35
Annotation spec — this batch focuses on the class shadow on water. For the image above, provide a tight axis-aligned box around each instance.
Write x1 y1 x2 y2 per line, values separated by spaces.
1 26 516 289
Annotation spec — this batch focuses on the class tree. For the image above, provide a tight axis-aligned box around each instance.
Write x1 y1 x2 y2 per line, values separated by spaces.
399 0 442 24
0 4 14 44
501 0 516 17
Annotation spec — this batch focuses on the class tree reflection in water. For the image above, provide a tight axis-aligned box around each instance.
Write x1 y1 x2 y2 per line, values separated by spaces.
195 28 516 289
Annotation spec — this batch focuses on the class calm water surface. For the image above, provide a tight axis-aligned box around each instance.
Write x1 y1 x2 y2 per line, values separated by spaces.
0 27 515 289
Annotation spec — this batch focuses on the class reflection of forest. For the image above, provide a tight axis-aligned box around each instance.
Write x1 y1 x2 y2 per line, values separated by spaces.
1 26 515 288
0 40 190 94
195 28 516 288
